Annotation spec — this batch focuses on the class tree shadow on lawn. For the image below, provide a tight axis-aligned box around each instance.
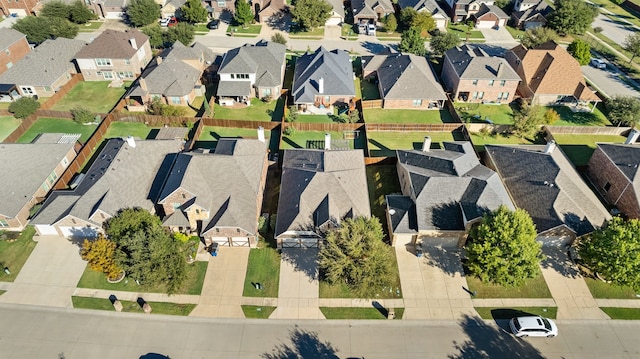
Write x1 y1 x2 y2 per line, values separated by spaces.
553 106 607 126
261 325 339 359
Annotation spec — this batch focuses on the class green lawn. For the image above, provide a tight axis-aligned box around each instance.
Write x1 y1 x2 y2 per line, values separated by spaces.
448 23 485 41
474 307 558 320
104 121 157 140
289 26 324 38
71 296 196 315
214 98 284 122
320 307 404 319
367 131 463 157
319 247 402 298
466 274 553 298
550 105 611 126
198 126 270 141
364 109 454 124
469 132 545 153
552 134 627 166
52 81 130 113
76 261 208 295
17 118 97 143
455 103 515 124
242 305 277 318
0 116 21 141
600 307 640 320
227 24 262 35
505 26 526 40
297 113 337 123
78 21 104 32
366 165 401 227
0 227 37 282
282 130 367 150
243 247 280 298
584 277 640 299
361 79 380 100
588 0 640 28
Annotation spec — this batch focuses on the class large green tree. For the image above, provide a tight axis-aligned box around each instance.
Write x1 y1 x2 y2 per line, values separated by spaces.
466 206 544 287
399 26 426 56
548 0 598 36
411 11 435 35
512 100 551 138
180 0 208 23
291 0 332 31
12 16 78 45
623 33 640 63
318 216 394 298
40 0 70 19
384 13 397 33
606 96 640 128
567 39 591 66
166 22 196 45
69 0 96 24
141 23 165 48
105 208 186 294
234 0 254 27
578 217 640 291
521 26 558 49
126 0 161 27
399 7 417 31
429 30 460 56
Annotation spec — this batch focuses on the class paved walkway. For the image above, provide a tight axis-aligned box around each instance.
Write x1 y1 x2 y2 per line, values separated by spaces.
540 247 609 320
396 244 475 320
73 288 200 304
269 249 324 319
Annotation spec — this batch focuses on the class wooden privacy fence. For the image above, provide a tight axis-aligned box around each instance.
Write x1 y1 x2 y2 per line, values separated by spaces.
283 122 362 132
39 73 83 110
201 117 280 130
361 99 383 109
544 125 632 136
365 123 463 132
2 114 38 143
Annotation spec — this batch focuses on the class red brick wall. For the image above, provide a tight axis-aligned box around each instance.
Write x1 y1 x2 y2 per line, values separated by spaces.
0 37 30 76
454 78 519 103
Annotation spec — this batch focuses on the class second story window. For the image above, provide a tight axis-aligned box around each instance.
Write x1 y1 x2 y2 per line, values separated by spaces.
95 58 111 66
472 79 478 85
488 80 494 86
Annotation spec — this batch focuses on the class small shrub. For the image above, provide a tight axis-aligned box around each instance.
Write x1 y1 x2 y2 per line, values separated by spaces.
8 97 40 119
71 106 95 124
261 95 273 103
286 105 299 123
162 105 187 116
258 215 268 234
283 126 295 135
271 32 287 45
80 236 122 280
544 108 560 124
348 109 360 123
173 232 190 243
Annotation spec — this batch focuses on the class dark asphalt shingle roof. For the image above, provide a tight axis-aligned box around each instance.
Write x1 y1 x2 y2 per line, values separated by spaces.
74 29 148 59
217 41 285 96
292 47 355 104
351 0 394 18
596 143 640 182
444 45 520 80
398 0 449 18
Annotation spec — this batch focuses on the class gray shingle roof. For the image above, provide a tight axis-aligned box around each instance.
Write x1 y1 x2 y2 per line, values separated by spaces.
0 38 86 87
325 0 345 17
596 143 640 183
351 0 394 18
0 28 27 52
275 149 371 237
389 141 514 233
0 138 76 218
398 0 449 18
512 0 552 22
292 47 355 104
485 144 611 236
361 53 446 101
473 3 509 19
74 29 148 59
444 45 520 80
158 139 267 236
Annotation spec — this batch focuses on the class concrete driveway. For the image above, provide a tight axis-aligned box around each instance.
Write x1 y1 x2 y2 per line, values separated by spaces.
479 26 518 45
0 235 87 308
582 63 640 98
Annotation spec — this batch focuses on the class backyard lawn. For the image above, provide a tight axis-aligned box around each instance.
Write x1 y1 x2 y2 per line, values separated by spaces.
366 165 401 225
465 274 553 298
367 131 463 157
550 105 611 126
552 134 627 166
360 79 380 100
454 103 515 124
17 118 97 143
0 226 37 282
320 307 404 319
52 81 130 113
242 305 277 318
281 130 366 150
76 261 208 295
243 247 280 298
71 296 196 316
364 109 455 124
474 307 558 320
0 116 21 141
104 121 157 140
469 132 545 152
584 277 640 299
213 98 284 122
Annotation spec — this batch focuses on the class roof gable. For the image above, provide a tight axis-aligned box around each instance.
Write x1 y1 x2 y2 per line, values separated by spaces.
74 29 149 59
292 47 355 103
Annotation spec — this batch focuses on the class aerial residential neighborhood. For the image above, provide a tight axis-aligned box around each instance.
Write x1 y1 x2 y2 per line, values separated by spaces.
0 0 640 356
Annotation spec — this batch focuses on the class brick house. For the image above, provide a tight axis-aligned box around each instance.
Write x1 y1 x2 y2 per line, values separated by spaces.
471 3 508 28
444 0 494 22
0 0 38 16
351 0 394 25
442 45 520 103
361 53 447 109
398 0 450 29
0 134 78 231
586 134 640 219
0 28 30 77
74 29 151 82
158 136 269 247
511 0 552 30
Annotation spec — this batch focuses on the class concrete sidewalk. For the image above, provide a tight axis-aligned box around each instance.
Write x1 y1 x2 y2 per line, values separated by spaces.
73 288 200 304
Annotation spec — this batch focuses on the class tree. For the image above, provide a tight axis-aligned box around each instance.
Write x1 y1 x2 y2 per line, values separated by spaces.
399 26 426 56
105 208 186 294
466 206 544 287
429 30 460 56
71 107 95 124
520 26 558 49
40 0 70 19
411 11 435 36
623 33 640 63
141 23 165 48
147 97 188 116
180 0 208 24
578 217 640 291
48 16 80 39
126 0 161 27
544 108 560 124
512 100 548 138
567 39 591 66
234 0 254 27
69 0 96 24
548 0 598 36
348 108 360 123
286 105 298 122
318 216 394 298
271 32 287 45
8 97 40 119
12 16 78 44
166 22 196 46
606 96 640 127
291 0 332 30
384 14 397 33
80 236 122 280
399 7 417 31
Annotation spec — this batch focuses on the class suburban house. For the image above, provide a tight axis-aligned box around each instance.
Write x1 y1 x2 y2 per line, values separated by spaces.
252 0 286 22
443 0 494 22
202 0 235 19
324 0 345 25
586 132 640 219
351 0 394 26
216 40 286 106
386 140 514 248
0 28 30 77
161 0 186 18
126 41 215 108
292 47 355 114
74 29 151 82
158 136 268 247
361 53 447 109
0 0 38 16
0 38 86 99
0 134 78 231
505 41 600 107
485 142 611 246
31 136 183 238
90 0 128 19
398 0 450 29
471 3 508 28
275 145 371 248
511 0 552 29
442 45 520 103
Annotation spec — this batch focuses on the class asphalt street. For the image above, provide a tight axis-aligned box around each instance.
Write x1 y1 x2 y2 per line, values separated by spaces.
0 304 638 359
582 64 640 98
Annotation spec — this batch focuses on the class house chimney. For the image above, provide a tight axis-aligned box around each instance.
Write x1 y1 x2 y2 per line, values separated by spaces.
257 126 265 142
544 140 556 154
139 77 148 92
324 133 331 150
625 129 640 144
126 135 136 148
497 62 503 77
129 38 138 50
318 77 324 94
422 136 432 152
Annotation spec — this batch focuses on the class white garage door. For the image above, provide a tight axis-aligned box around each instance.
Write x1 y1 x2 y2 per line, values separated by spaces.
325 16 342 26
476 20 495 28
59 226 98 239
231 237 250 247
211 237 230 246
35 225 59 236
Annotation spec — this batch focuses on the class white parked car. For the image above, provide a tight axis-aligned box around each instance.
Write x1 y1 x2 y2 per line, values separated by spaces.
366 24 376 36
590 58 607 69
509 316 558 338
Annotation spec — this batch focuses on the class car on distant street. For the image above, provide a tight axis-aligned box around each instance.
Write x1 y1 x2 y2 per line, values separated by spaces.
509 316 558 338
207 19 220 29
590 58 607 69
